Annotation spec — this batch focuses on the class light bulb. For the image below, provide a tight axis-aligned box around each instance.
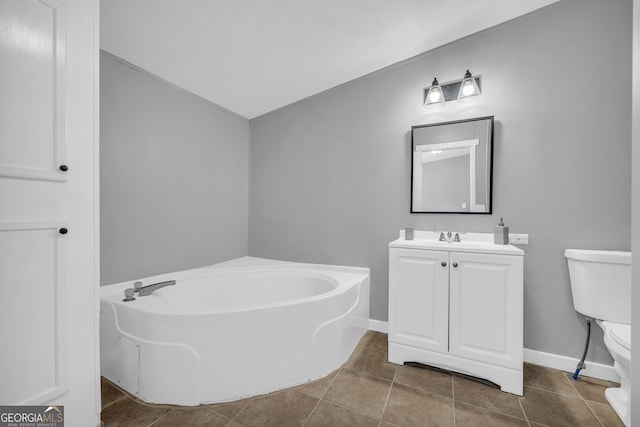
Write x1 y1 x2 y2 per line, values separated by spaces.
462 82 475 96
429 88 442 102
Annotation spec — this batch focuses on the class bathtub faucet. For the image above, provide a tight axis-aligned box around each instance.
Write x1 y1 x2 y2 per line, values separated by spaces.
138 280 176 296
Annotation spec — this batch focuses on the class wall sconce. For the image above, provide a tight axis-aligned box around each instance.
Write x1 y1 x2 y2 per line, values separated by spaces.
424 70 481 108
424 78 445 108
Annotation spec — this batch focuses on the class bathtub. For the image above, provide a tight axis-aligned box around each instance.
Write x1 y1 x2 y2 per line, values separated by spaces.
100 257 370 405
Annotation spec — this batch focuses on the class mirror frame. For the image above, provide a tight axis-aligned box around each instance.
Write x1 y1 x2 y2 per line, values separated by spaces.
410 116 494 214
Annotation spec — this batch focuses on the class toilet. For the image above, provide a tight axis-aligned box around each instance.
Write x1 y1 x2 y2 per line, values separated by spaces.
565 249 631 427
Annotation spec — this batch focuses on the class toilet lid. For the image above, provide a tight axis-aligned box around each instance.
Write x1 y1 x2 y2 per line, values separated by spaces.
607 323 631 351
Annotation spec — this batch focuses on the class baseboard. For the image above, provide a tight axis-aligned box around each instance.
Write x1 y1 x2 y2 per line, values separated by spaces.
368 319 619 383
523 348 619 383
368 319 388 333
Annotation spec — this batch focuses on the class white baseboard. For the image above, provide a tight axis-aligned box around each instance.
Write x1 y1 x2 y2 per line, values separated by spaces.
368 319 619 383
368 319 388 333
523 348 619 383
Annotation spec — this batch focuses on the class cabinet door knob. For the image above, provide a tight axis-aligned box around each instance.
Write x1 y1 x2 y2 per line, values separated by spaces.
59 227 68 235
59 164 68 172
441 261 447 267
452 262 458 268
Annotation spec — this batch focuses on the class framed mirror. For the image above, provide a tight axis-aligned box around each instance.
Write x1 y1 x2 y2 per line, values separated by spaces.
411 116 493 214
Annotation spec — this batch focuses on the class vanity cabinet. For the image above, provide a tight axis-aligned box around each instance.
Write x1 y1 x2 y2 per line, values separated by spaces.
388 233 524 395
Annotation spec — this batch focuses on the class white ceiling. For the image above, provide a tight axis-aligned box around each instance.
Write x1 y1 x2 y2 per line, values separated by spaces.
101 0 559 119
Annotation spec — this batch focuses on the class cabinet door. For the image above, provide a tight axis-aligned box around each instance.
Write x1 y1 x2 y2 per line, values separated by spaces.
449 252 523 369
389 248 449 353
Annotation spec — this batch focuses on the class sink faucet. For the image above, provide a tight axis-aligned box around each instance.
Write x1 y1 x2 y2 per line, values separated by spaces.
137 280 176 296
438 231 462 242
439 231 454 242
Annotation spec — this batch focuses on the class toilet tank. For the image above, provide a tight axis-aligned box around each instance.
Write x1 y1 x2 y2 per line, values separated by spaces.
565 249 632 324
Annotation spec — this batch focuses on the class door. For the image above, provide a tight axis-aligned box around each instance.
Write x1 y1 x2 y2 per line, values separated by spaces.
0 0 100 425
389 248 449 353
448 252 523 369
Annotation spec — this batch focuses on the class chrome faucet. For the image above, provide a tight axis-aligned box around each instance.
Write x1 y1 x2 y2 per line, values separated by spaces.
438 231 462 242
439 231 454 242
137 280 176 296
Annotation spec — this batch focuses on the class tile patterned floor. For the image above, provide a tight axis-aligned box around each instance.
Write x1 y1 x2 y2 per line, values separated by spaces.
101 331 624 427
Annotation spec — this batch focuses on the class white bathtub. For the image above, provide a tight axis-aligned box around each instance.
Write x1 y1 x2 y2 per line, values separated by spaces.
100 257 370 405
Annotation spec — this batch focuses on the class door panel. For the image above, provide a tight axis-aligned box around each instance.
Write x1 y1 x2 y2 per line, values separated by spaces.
0 0 66 181
0 222 67 403
449 252 523 369
389 248 449 353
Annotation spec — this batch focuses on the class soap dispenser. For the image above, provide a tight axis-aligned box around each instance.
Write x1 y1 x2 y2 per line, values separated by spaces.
494 217 509 245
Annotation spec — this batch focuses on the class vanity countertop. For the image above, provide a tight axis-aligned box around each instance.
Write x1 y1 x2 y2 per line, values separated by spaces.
389 230 524 256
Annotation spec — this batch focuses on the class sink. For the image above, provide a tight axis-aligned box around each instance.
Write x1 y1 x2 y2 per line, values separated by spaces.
389 230 523 256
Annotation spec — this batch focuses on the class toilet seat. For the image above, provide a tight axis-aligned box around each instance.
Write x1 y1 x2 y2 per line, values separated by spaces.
609 323 631 351
600 321 631 351
599 321 631 373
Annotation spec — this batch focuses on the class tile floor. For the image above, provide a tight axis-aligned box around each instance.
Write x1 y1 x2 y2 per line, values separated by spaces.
101 331 624 427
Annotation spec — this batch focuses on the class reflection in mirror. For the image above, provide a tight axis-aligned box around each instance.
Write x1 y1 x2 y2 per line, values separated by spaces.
411 116 493 214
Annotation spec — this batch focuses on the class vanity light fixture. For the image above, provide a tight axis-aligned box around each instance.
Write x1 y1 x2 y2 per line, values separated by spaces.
424 78 445 108
423 70 481 108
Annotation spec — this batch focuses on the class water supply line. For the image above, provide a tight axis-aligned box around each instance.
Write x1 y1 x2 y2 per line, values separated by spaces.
572 317 593 380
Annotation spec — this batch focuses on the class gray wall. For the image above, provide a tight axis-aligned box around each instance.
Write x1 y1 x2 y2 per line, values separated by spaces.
101 51 250 285
249 0 632 364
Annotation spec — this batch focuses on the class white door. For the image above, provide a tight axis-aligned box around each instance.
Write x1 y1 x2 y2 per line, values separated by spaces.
389 248 449 354
0 0 100 425
448 252 523 369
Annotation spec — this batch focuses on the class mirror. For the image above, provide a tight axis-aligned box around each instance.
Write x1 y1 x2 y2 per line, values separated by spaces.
411 116 493 214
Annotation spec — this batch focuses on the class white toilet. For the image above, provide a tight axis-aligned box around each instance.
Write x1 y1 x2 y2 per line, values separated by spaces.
565 249 631 427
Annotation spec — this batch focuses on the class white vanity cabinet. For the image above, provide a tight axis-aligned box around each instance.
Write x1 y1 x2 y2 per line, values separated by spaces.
388 231 524 395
